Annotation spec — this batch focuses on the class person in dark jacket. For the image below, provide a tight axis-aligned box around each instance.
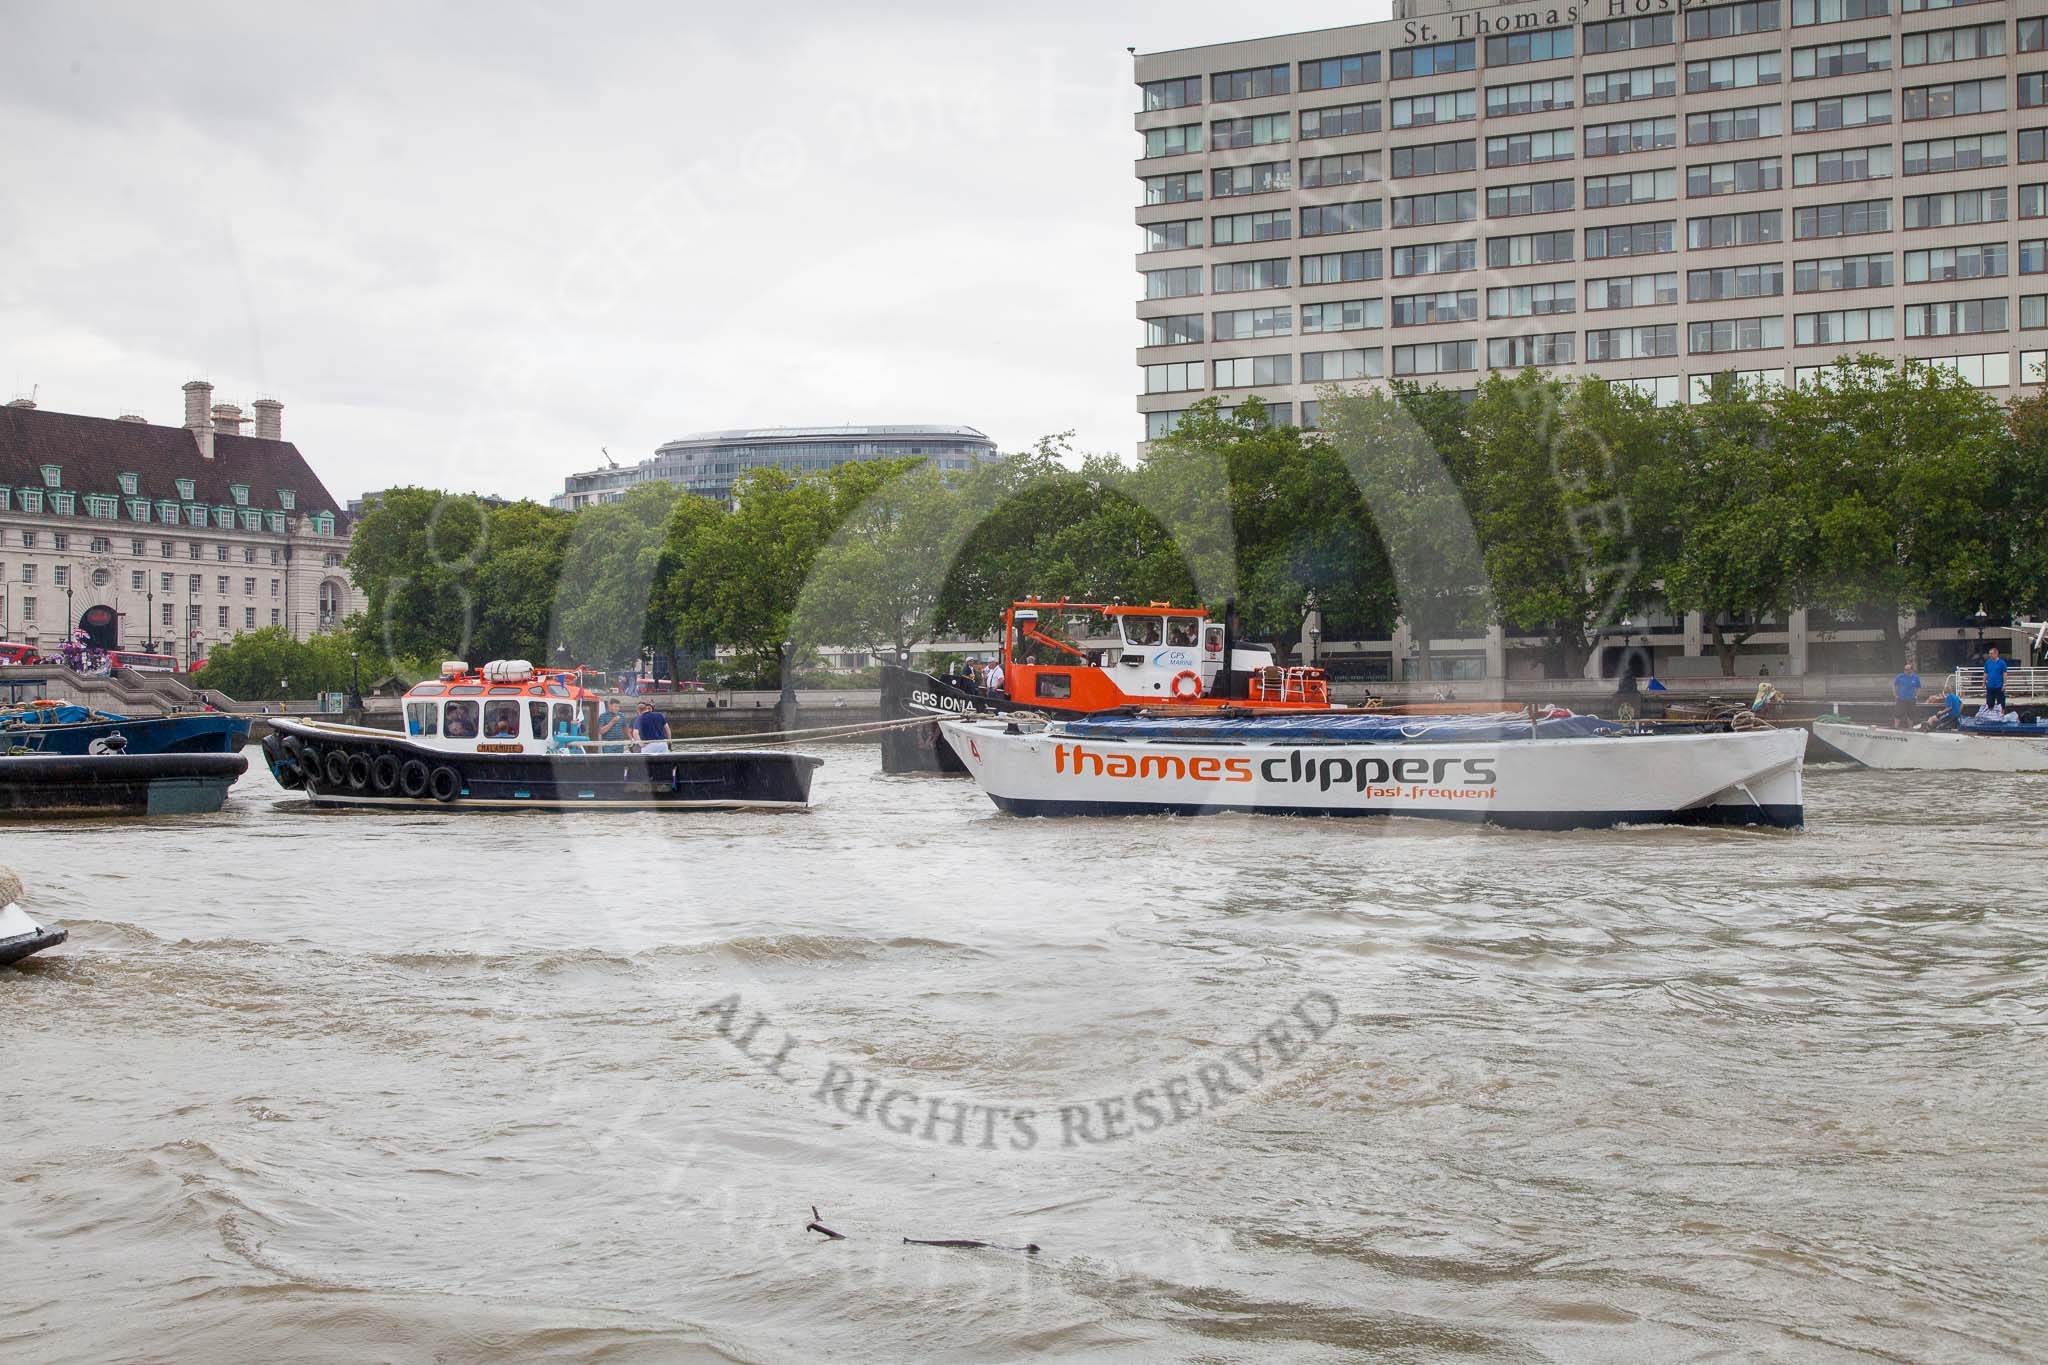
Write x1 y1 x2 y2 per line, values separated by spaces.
635 702 671 754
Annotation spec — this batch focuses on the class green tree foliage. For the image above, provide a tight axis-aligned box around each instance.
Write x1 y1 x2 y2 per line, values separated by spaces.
793 458 970 658
1773 357 2008 657
1317 382 1489 678
1640 372 1811 674
554 484 682 666
1135 397 1397 653
471 501 573 664
1463 370 1660 677
193 622 411 701
657 463 891 680
934 437 1197 635
345 488 486 661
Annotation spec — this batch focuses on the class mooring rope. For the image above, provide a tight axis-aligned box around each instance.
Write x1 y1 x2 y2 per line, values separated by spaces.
659 713 943 747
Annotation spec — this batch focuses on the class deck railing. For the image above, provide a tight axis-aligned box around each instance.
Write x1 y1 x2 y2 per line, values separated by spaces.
1950 666 2048 700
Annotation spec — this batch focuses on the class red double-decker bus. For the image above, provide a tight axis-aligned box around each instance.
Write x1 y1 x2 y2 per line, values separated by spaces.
107 650 179 673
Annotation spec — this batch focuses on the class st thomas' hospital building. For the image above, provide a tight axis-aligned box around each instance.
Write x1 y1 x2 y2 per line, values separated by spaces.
1135 0 2048 681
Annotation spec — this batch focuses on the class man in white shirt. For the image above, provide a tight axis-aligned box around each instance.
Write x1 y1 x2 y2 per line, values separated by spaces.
982 656 1004 695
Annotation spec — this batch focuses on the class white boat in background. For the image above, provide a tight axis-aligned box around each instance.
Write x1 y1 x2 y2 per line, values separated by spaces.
1811 716 2048 771
0 900 66 967
939 712 1806 830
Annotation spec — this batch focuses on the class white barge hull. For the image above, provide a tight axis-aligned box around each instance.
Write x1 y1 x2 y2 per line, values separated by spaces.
1811 719 2048 771
940 720 1806 830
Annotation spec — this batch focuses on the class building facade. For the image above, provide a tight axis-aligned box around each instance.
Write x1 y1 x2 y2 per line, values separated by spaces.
1135 0 2048 440
552 425 1001 509
0 382 363 666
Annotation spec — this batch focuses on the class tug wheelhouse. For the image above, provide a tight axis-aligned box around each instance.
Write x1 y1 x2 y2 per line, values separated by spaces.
999 600 1328 712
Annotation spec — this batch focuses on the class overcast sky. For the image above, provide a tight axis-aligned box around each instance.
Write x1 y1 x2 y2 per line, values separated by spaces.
0 1 1383 504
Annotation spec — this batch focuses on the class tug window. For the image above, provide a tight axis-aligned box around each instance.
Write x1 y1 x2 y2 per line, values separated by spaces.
482 700 521 738
1126 616 1164 646
1167 617 1199 648
1205 625 1225 653
444 700 479 738
529 701 550 739
553 702 580 736
406 702 438 736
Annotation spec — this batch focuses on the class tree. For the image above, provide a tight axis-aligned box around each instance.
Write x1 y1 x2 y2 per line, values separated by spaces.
192 622 409 701
345 489 487 661
554 484 683 667
472 500 572 664
1774 357 2007 659
935 438 1196 635
1641 373 1810 675
793 459 970 659
1458 371 1662 677
1135 397 1397 656
658 463 886 679
1317 382 1490 680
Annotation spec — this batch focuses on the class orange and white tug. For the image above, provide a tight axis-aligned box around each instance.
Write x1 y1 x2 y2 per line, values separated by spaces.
879 600 1332 774
260 659 821 811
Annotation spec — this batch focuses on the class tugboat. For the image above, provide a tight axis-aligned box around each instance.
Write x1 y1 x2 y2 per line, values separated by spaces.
260 659 822 811
1 700 250 755
881 599 1330 774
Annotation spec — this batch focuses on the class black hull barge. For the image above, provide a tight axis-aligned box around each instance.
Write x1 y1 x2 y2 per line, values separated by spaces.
263 718 821 811
0 752 248 819
879 664 1012 775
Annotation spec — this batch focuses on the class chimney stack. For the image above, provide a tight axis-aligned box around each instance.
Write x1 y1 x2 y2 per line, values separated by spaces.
116 412 147 423
252 397 283 440
4 397 35 410
182 379 215 460
211 402 245 435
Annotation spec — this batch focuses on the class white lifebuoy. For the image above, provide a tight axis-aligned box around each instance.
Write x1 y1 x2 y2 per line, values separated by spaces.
1170 669 1202 700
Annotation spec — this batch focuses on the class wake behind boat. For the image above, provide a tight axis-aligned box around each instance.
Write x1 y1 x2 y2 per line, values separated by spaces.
940 710 1805 830
261 659 821 811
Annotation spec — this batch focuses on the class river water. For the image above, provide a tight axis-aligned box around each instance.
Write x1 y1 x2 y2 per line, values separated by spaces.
2 748 2042 1362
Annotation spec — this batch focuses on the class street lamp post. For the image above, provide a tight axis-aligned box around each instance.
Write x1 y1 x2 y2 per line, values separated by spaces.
348 649 362 713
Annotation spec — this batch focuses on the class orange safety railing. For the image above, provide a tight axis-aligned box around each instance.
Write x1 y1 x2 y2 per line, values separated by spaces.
1247 666 1329 705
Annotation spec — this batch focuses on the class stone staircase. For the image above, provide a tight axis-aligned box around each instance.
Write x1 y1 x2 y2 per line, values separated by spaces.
0 665 255 716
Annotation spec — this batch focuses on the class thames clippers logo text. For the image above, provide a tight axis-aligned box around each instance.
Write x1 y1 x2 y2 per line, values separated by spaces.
1052 742 1497 800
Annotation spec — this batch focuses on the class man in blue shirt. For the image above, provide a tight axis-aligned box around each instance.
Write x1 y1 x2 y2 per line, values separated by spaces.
634 701 670 754
1891 659 1921 728
1983 645 2010 711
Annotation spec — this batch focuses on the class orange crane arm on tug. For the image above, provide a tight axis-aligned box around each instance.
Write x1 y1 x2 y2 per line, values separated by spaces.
1019 623 1088 662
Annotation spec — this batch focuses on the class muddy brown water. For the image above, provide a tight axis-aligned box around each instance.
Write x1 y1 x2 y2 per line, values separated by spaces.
3 749 2043 1361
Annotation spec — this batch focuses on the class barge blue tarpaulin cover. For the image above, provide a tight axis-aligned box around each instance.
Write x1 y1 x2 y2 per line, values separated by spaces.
1959 718 2048 736
1059 712 1630 744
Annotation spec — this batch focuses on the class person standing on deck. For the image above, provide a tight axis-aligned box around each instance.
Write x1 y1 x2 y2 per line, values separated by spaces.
1891 660 1922 729
635 701 670 754
1983 645 2010 712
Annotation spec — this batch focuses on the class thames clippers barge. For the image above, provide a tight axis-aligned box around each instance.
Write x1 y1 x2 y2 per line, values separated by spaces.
939 711 1807 831
261 660 821 811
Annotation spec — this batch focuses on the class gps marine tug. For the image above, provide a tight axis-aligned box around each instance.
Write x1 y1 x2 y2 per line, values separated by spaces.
881 600 1331 773
261 660 821 811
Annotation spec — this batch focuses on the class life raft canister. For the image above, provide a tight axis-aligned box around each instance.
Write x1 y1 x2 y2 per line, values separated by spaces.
1170 669 1202 700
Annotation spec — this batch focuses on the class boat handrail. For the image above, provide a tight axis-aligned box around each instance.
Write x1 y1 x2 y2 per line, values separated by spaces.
1950 665 2048 699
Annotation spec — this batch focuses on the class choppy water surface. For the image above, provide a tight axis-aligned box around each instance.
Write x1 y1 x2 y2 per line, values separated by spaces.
3 748 2043 1362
